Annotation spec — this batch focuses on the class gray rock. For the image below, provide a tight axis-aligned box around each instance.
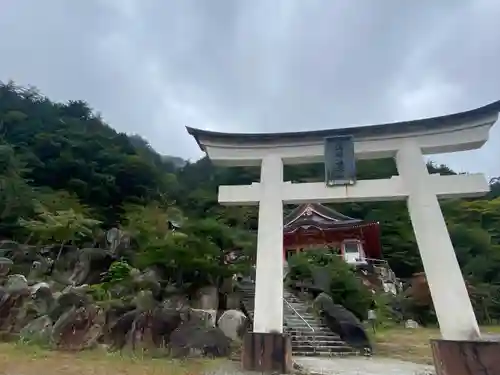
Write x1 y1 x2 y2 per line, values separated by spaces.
133 290 157 312
19 315 53 345
313 292 372 353
190 308 217 328
405 319 420 329
0 257 13 277
217 309 247 341
170 321 231 358
6 274 29 293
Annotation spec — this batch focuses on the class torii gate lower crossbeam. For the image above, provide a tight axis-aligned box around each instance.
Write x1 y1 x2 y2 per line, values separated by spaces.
220 145 484 341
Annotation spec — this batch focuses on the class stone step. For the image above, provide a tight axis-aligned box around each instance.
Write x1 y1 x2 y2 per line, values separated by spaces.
286 327 334 334
285 309 312 315
286 309 312 314
291 339 346 346
284 304 314 310
285 317 318 323
286 300 305 304
284 307 313 313
286 313 315 318
284 320 327 327
292 350 357 357
284 305 313 311
288 334 343 341
285 306 311 313
284 319 326 326
292 344 353 352
285 323 328 328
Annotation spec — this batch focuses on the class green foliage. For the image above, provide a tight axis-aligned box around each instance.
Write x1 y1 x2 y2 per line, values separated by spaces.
134 217 254 288
18 207 101 250
89 283 112 302
287 250 372 319
121 203 181 247
0 81 175 230
91 261 134 301
1 80 499 320
104 260 133 284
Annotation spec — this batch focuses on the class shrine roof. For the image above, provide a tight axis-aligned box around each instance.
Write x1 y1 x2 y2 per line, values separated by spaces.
186 100 500 149
283 203 374 230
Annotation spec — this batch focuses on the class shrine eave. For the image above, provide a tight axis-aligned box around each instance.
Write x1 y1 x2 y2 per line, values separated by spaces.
283 220 378 233
284 203 360 225
186 100 500 149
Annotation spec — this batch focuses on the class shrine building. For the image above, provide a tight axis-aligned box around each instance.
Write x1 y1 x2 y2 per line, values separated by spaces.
283 203 381 265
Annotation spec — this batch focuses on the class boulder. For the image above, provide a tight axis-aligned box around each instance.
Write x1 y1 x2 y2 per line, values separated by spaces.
68 248 114 285
405 319 420 329
0 284 31 333
217 309 247 341
107 309 137 350
0 257 13 277
225 292 241 310
30 283 55 315
313 292 372 353
193 286 218 310
189 308 217 328
19 315 53 345
49 285 92 321
0 240 20 258
6 274 29 293
107 305 183 352
51 305 105 351
169 320 231 358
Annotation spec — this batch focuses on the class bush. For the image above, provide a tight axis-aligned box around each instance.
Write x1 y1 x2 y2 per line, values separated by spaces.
287 250 372 320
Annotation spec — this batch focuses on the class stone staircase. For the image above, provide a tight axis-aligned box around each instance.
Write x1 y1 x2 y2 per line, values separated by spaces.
238 281 356 357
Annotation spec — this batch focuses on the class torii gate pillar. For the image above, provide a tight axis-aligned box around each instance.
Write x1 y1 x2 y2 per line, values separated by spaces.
187 100 500 374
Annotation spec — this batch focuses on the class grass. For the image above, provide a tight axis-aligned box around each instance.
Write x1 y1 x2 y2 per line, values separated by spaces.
0 343 219 375
372 326 439 365
372 325 500 365
3 326 500 372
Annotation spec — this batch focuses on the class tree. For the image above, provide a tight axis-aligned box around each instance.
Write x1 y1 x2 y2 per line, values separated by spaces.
0 143 35 237
121 202 184 248
19 207 101 258
2 80 500 321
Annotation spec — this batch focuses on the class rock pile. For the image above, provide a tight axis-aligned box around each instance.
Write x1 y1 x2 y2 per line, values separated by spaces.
0 238 248 359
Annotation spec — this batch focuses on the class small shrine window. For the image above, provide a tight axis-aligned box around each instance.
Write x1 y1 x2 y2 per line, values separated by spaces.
343 242 359 254
341 240 366 264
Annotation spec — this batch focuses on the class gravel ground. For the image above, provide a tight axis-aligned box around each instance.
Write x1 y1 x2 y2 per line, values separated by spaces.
201 357 435 375
294 356 435 375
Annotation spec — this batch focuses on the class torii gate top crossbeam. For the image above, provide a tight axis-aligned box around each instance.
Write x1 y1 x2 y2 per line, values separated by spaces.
186 100 500 166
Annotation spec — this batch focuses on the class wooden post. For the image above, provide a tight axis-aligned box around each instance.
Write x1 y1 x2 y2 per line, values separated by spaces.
242 332 292 373
431 339 500 375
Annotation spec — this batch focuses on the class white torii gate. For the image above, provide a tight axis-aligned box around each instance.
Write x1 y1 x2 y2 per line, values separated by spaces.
187 100 500 371
217 148 488 341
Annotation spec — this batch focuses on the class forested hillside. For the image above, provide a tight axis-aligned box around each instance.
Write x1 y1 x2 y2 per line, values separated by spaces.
1 81 499 317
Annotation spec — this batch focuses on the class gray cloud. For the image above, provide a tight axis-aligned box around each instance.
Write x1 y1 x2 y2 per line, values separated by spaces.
0 0 498 177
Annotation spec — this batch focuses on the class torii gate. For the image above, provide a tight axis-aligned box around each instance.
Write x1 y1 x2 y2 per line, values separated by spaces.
187 100 500 374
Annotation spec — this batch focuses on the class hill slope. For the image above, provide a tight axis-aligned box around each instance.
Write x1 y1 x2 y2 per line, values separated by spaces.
1 81 499 319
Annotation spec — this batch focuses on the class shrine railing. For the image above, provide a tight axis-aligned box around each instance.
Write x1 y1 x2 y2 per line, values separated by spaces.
283 298 315 333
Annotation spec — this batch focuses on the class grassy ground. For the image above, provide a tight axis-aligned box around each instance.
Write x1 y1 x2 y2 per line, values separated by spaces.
0 343 218 375
2 327 500 373
373 325 500 365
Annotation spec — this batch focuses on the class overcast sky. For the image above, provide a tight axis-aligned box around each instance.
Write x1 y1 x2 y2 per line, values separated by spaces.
0 0 499 177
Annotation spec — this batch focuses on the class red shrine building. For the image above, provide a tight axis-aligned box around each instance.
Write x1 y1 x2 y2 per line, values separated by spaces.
283 203 382 265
